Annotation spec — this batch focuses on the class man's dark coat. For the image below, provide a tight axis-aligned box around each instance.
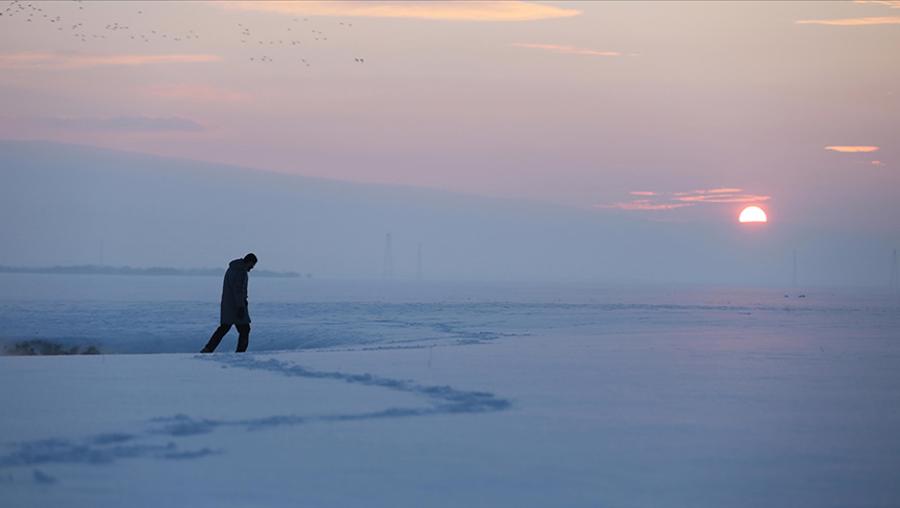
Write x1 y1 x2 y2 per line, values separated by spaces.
220 258 250 325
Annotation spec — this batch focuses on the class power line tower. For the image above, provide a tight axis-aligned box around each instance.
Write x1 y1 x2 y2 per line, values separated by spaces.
891 248 898 293
792 249 798 288
382 233 393 279
416 242 423 281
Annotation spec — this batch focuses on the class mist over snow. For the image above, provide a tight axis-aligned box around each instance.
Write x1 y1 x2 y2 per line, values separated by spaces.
1 140 895 286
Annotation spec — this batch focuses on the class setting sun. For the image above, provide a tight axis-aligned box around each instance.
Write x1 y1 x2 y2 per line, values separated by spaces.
739 206 767 223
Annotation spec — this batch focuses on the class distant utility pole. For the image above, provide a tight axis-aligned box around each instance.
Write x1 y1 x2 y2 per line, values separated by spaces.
792 249 798 288
382 233 393 279
416 242 423 281
891 248 898 292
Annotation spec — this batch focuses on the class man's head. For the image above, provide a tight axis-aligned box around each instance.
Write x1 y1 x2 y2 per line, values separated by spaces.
244 253 258 271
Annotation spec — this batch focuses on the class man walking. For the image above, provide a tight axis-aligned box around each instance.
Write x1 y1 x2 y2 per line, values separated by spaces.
201 253 257 353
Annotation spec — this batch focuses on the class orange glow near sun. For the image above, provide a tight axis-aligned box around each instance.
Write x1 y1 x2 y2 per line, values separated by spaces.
739 206 768 223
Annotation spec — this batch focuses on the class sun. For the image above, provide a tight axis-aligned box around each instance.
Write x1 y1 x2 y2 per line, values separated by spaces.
739 206 767 223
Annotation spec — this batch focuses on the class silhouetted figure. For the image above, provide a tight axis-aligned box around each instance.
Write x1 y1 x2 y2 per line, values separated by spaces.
201 253 257 353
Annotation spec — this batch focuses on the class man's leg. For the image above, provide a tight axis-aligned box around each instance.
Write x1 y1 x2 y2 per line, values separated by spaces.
235 324 250 353
201 324 232 353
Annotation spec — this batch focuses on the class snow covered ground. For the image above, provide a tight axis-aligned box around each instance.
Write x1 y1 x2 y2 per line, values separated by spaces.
2 277 900 507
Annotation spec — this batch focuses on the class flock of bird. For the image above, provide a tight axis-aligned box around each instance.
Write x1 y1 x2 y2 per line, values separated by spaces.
1 0 368 67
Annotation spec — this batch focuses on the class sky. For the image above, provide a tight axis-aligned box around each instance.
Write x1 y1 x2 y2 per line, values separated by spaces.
0 1 898 281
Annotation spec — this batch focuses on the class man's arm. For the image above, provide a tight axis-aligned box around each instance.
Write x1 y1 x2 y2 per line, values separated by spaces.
240 271 249 310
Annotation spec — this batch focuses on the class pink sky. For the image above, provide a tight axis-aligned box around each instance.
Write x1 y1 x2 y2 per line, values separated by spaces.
0 1 898 231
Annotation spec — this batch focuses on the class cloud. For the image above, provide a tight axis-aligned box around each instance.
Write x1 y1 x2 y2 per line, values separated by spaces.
0 52 222 70
142 84 248 103
853 1 900 8
673 188 742 196
871 160 886 166
215 1 580 22
595 200 694 211
800 0 900 25
825 145 880 153
796 16 900 25
674 193 772 204
22 116 205 132
510 43 621 57
598 188 771 212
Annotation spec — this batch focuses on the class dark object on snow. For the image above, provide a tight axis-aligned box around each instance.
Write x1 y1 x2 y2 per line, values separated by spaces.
33 469 58 485
201 254 257 353
4 339 100 356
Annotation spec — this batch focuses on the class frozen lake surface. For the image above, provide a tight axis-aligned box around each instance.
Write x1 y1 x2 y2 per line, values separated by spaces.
1 274 897 354
1 275 899 507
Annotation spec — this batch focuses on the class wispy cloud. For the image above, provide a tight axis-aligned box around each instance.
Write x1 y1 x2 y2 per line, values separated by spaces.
673 188 743 196
20 116 205 132
800 1 900 25
825 145 880 153
674 192 772 204
216 1 580 22
853 1 900 8
511 43 621 57
796 16 900 25
142 84 248 103
0 52 222 70
598 188 771 211
594 200 693 211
